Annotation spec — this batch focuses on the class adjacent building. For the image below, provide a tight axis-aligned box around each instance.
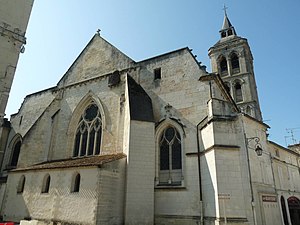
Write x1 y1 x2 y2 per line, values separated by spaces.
0 0 34 178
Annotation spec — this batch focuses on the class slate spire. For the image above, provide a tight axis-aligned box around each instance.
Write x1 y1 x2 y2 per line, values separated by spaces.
219 6 236 39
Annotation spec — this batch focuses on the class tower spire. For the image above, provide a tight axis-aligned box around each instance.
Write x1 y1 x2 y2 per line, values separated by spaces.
219 5 236 38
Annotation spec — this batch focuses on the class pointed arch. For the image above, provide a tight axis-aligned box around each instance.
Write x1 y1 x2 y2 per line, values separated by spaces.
218 55 228 76
67 92 105 157
8 134 22 168
288 196 300 225
230 52 240 74
155 119 185 186
233 79 244 103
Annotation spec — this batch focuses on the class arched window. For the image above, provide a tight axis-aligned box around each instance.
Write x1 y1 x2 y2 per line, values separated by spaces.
219 56 228 76
41 174 51 193
231 53 240 74
71 173 80 193
158 126 182 185
73 103 102 157
234 82 243 103
10 140 21 167
281 196 289 225
17 175 25 194
288 196 300 225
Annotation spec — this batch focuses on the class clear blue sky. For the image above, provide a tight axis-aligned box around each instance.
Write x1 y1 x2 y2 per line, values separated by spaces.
6 0 300 147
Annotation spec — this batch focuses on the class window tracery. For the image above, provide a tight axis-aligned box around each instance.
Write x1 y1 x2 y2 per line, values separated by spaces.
73 103 102 157
158 126 182 186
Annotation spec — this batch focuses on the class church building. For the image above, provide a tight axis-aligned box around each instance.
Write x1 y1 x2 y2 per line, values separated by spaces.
0 11 299 225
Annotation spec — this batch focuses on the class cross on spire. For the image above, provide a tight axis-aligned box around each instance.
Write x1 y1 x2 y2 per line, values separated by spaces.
223 4 228 16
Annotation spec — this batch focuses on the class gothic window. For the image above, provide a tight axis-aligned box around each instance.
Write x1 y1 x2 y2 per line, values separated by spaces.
71 173 80 193
158 126 182 186
41 174 51 193
10 140 21 168
73 103 102 157
234 82 243 103
219 56 228 76
231 53 240 74
17 175 25 194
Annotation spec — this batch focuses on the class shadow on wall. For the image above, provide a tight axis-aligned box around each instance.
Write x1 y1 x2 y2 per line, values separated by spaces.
1 174 30 222
198 129 217 224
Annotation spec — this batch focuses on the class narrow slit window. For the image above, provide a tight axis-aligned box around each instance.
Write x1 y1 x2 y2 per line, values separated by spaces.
154 68 161 80
72 173 81 193
17 175 25 194
41 174 51 193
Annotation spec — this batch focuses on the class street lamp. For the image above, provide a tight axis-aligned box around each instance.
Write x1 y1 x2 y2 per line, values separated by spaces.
247 137 263 156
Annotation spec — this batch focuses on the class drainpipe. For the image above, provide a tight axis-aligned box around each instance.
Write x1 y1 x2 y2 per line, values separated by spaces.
241 117 258 225
196 120 203 225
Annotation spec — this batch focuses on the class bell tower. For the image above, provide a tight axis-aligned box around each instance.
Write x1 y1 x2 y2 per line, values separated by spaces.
208 9 262 121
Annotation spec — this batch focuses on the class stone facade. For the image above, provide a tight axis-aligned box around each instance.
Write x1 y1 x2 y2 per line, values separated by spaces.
0 12 299 225
0 0 34 216
0 0 34 124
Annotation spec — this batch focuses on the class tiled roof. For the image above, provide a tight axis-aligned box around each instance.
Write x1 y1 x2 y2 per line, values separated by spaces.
11 153 126 172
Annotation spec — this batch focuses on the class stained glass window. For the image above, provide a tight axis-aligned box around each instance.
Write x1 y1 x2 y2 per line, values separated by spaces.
73 103 102 157
159 126 182 185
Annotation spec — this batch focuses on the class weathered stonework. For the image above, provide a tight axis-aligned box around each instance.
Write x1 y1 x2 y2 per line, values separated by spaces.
0 11 299 225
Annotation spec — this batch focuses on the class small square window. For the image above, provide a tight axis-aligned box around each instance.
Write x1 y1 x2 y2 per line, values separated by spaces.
154 68 161 80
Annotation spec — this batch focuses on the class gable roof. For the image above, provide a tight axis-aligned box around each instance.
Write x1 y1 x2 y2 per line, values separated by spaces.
57 34 135 87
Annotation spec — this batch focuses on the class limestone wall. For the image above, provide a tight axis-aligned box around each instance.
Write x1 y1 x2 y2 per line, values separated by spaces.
3 158 126 224
0 0 34 119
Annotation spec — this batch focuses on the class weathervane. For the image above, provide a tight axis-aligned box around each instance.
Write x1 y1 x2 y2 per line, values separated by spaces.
97 29 101 35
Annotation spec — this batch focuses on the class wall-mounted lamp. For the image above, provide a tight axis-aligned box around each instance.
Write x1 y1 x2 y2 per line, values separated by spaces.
247 137 263 156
